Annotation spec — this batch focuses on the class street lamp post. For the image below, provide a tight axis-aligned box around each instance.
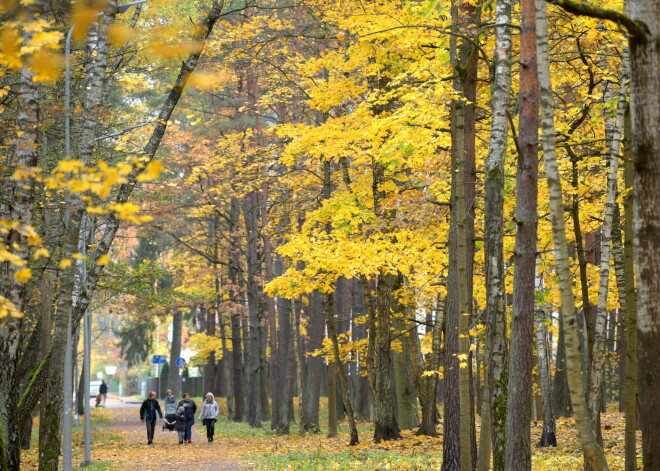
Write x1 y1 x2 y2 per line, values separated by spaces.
62 2 147 469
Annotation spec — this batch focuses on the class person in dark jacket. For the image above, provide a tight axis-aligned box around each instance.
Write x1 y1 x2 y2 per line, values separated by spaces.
177 392 197 444
99 380 108 407
139 391 163 445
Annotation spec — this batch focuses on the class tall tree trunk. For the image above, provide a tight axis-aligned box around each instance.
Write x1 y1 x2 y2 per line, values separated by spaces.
229 197 245 421
40 7 117 467
0 68 36 456
327 360 338 438
588 54 628 445
168 311 182 397
617 109 638 471
292 297 305 435
203 305 216 396
443 0 479 467
410 297 444 437
244 189 262 428
484 0 513 464
627 0 660 467
535 306 557 446
302 293 323 432
553 309 572 417
536 0 609 467
504 0 538 466
366 156 401 443
393 312 414 431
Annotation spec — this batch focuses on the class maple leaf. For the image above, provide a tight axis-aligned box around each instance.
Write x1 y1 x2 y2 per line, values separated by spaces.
14 267 32 283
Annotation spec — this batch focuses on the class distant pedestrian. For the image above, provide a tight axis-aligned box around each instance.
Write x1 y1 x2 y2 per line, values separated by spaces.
198 392 219 442
99 380 108 407
164 389 177 416
174 406 187 444
139 391 163 445
177 392 197 444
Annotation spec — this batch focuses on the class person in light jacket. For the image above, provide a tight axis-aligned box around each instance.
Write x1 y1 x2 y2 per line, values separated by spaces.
164 389 177 416
198 392 219 442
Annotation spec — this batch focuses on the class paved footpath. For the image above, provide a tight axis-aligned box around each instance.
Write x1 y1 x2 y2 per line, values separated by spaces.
99 394 255 471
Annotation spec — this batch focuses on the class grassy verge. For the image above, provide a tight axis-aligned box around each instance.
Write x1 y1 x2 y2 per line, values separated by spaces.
252 448 442 471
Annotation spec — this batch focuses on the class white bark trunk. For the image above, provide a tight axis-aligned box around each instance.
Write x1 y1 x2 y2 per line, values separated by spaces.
535 0 609 468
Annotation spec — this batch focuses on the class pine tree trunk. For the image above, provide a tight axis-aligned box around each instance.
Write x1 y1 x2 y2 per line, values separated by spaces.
503 0 539 466
536 0 609 467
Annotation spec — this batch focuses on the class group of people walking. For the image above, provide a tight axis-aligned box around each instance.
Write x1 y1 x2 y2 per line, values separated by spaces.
139 389 219 445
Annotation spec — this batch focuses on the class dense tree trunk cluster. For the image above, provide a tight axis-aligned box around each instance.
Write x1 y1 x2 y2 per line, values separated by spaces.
1 0 658 469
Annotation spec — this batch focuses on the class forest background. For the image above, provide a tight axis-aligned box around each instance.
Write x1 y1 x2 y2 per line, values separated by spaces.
1 0 659 470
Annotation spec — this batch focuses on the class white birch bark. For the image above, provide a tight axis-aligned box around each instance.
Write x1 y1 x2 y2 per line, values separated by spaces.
588 53 629 433
483 0 513 465
535 0 609 468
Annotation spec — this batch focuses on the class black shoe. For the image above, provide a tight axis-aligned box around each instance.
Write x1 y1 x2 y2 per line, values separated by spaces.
147 440 152 445
208 437 211 442
179 440 183 444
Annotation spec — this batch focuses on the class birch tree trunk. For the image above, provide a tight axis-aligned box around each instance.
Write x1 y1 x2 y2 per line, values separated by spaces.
0 4 45 469
619 109 638 471
535 0 609 468
588 54 628 442
483 0 514 464
535 306 556 447
40 6 117 467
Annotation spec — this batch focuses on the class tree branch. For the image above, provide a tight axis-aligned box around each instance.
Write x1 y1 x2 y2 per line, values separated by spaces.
546 0 650 39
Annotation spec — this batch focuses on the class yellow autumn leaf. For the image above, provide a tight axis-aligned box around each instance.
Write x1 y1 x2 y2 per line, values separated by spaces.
32 247 50 259
107 23 136 46
59 258 72 269
72 4 102 41
136 160 163 182
28 49 63 82
96 254 110 265
14 267 32 283
0 26 22 69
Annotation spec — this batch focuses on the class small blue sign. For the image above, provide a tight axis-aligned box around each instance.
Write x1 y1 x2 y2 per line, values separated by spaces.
175 357 186 369
151 354 167 365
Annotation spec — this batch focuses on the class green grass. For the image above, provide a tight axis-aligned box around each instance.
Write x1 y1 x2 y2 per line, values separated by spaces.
200 416 274 439
73 460 113 470
251 448 442 471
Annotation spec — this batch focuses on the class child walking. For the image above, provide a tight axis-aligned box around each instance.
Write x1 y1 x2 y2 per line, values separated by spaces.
174 406 187 444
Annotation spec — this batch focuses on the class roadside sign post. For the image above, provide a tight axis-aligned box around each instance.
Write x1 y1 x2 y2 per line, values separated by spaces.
175 358 186 397
151 355 166 397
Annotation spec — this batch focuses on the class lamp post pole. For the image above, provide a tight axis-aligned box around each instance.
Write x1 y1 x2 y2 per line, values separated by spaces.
62 2 147 469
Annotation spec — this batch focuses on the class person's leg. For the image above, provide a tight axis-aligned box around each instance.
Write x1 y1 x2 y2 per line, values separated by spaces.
178 430 184 444
185 419 193 442
206 419 215 441
146 420 154 444
101 393 107 406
